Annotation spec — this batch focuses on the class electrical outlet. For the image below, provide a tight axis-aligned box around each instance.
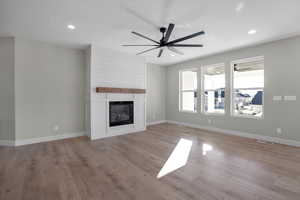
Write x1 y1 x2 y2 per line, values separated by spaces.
284 96 297 101
276 128 282 135
273 96 282 101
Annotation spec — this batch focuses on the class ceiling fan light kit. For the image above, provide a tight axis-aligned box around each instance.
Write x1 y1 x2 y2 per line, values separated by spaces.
122 23 205 57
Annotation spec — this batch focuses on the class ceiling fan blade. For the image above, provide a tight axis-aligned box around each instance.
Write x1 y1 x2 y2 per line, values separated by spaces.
169 44 203 47
168 47 184 55
122 44 159 47
132 31 160 44
166 31 205 45
158 48 164 57
136 46 159 55
163 23 175 43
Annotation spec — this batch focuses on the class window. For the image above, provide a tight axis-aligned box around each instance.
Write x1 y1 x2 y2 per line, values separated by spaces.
231 56 264 118
201 63 225 114
179 70 197 112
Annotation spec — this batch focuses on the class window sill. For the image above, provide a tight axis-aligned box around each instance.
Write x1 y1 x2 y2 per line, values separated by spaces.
202 112 225 116
179 110 198 114
231 114 264 120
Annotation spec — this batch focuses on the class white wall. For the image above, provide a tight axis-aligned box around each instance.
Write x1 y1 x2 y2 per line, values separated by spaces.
0 37 15 141
166 36 300 142
88 45 146 139
14 39 86 140
146 64 166 125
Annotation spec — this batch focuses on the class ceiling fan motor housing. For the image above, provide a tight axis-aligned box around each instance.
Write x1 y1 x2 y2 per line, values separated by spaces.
160 27 167 44
160 27 167 33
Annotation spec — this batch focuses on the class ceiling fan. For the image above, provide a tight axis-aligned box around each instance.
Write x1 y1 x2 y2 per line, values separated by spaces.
122 23 205 57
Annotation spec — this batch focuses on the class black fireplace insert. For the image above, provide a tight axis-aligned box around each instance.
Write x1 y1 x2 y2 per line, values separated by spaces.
109 101 134 127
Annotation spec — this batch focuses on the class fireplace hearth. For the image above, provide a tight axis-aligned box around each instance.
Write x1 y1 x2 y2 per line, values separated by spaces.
109 101 134 127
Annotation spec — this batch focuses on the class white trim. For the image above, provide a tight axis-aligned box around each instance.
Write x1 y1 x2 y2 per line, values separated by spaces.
231 114 263 120
201 62 225 69
202 112 225 117
231 56 264 64
166 120 300 147
14 132 85 146
147 120 167 126
0 140 15 147
179 110 198 114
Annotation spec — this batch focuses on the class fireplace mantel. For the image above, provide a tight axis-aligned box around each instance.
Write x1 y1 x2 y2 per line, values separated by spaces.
96 87 146 94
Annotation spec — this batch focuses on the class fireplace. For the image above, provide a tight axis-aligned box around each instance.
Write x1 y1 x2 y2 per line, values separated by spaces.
109 101 134 127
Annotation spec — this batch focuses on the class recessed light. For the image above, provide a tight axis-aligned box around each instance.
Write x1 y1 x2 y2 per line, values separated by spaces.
248 29 257 35
67 24 76 30
170 54 175 57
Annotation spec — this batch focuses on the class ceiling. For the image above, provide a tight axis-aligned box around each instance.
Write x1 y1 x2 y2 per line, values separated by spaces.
1 0 300 66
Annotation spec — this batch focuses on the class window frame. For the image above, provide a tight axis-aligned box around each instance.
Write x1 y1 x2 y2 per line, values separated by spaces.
201 63 226 116
230 56 265 119
179 68 198 113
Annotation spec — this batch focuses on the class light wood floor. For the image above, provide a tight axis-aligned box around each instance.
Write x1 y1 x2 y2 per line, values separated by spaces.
1 123 300 200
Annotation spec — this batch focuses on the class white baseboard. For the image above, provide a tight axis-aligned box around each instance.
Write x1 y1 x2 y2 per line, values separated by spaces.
167 120 300 147
147 120 167 126
0 140 15 147
14 132 86 146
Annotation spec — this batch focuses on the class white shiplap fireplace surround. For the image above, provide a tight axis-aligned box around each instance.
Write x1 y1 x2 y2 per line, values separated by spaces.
86 46 146 140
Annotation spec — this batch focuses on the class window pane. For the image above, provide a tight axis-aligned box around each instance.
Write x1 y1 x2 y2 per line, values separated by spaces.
202 64 225 114
233 89 263 117
234 70 264 89
233 58 264 117
182 71 197 90
182 92 196 112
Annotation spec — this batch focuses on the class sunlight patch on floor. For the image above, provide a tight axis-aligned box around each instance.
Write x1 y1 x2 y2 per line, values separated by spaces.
202 143 213 156
157 138 193 179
